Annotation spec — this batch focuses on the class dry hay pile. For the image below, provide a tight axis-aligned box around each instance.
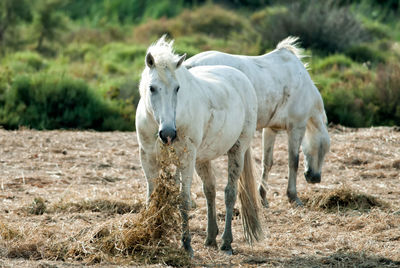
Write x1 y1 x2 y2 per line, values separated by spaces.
0 145 190 266
302 185 387 212
64 168 189 266
50 198 142 214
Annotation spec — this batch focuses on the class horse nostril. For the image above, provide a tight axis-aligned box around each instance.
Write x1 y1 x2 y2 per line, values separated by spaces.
158 128 177 144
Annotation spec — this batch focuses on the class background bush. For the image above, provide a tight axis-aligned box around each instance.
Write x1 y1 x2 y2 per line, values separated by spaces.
251 0 369 54
373 63 400 125
0 74 134 130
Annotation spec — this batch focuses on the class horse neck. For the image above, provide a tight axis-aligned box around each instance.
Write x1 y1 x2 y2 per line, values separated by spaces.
174 67 205 121
175 67 199 100
176 66 193 85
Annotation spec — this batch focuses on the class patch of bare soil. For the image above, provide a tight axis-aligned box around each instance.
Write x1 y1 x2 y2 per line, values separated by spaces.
0 127 399 267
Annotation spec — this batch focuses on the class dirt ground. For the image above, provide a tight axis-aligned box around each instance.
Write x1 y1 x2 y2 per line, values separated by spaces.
0 126 399 267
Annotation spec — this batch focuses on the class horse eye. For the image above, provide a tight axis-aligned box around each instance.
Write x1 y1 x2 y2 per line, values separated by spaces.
150 86 155 93
176 86 180 93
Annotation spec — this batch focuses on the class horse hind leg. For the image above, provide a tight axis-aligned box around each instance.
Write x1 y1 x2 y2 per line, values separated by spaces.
259 127 277 208
221 141 244 255
195 161 218 248
287 125 306 206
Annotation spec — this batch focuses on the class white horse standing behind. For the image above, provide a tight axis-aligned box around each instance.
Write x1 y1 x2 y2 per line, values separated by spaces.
136 36 263 255
185 37 330 206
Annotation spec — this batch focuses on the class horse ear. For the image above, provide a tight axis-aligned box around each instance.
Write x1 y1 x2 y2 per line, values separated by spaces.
146 52 155 68
176 53 186 69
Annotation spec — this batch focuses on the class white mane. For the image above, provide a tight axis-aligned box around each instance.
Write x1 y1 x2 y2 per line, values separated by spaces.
148 35 180 71
276 36 309 69
139 35 181 97
276 36 304 59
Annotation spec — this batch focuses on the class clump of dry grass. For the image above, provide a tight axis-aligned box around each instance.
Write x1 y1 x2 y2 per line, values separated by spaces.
61 144 188 265
55 145 189 265
64 169 188 265
392 159 400 169
27 197 47 215
302 185 387 212
50 199 142 214
0 223 48 260
0 223 20 240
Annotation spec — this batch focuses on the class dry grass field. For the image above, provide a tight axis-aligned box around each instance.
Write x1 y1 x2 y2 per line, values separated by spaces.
0 127 399 267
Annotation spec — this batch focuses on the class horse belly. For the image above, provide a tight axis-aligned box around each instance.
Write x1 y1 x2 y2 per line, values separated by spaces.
196 109 244 161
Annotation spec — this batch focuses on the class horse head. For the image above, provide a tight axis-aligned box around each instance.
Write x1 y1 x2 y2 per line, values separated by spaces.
139 36 186 145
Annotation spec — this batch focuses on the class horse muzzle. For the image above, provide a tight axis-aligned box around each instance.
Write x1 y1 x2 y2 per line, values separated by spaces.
159 127 177 145
304 170 321 184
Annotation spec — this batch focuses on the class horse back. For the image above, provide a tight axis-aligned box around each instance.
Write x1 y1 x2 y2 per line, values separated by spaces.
185 49 324 130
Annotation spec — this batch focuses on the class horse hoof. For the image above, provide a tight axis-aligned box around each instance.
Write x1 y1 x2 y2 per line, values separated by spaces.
205 238 217 248
261 198 269 208
182 239 194 258
220 244 233 255
185 246 194 258
221 249 233 256
287 191 304 207
291 197 304 207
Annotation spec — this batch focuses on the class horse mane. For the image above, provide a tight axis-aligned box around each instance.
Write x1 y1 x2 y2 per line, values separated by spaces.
147 35 180 71
139 35 180 97
276 36 309 69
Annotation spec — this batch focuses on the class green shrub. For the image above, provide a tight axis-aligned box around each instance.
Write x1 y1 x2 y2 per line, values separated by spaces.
360 16 391 40
33 0 67 52
312 54 354 72
317 66 377 127
0 74 134 130
65 27 125 46
251 5 288 52
323 86 377 127
133 5 260 55
101 43 146 63
114 46 146 62
251 0 369 53
179 5 255 40
373 63 400 125
63 43 97 61
345 44 386 64
132 17 172 43
12 51 47 71
0 0 32 50
103 61 126 74
60 0 183 24
174 37 203 58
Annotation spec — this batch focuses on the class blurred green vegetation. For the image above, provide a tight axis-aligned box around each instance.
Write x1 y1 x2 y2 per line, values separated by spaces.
0 0 399 130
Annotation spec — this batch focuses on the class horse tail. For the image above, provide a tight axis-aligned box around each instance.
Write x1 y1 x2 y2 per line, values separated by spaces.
277 36 308 69
238 148 264 244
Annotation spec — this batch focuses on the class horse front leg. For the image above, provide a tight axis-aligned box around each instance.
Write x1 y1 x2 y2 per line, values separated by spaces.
287 126 306 206
139 147 160 205
179 149 196 257
195 161 218 248
221 142 244 255
259 127 277 208
174 168 197 209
